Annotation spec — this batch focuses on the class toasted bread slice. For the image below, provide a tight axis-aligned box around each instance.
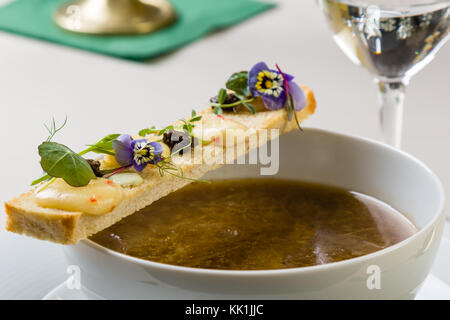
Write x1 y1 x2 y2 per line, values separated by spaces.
5 86 316 244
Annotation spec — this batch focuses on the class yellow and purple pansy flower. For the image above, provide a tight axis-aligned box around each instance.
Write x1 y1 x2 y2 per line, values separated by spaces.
112 134 163 172
248 62 306 111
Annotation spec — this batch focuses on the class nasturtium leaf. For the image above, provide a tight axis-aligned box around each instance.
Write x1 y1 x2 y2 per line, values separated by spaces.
38 142 96 187
226 71 249 96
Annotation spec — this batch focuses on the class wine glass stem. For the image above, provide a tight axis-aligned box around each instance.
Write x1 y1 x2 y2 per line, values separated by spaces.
376 79 407 148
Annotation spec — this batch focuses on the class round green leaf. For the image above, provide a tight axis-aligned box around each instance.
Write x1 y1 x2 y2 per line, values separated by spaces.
38 142 96 187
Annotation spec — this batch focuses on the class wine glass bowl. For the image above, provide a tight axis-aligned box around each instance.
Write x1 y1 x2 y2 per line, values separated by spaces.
318 0 450 147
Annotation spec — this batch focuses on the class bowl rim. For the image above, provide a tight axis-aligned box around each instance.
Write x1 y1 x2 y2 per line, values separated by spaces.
81 127 446 277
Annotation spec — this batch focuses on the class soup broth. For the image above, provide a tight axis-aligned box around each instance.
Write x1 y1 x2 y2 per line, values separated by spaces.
91 179 417 270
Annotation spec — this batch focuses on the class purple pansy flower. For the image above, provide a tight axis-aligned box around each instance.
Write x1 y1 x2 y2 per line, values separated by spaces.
112 134 163 172
248 62 306 111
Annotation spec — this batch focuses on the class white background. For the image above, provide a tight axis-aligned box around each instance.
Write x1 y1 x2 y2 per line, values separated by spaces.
0 0 449 299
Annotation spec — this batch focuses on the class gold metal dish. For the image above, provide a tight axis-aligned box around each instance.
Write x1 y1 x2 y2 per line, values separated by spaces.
54 0 177 35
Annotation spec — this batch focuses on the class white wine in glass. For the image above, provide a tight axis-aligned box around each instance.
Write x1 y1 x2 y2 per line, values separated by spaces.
318 0 450 147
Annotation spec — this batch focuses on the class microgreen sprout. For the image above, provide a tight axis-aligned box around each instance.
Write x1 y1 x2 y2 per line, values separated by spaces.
45 116 68 142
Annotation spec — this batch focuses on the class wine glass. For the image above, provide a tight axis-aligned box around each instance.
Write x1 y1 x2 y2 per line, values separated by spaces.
317 0 450 148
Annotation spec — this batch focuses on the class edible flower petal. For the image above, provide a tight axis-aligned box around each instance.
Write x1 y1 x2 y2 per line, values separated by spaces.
248 61 304 111
130 139 163 172
112 135 163 172
248 62 270 97
289 81 306 111
112 134 133 167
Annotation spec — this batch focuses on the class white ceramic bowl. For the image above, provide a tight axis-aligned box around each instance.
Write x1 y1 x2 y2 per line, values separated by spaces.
64 128 445 299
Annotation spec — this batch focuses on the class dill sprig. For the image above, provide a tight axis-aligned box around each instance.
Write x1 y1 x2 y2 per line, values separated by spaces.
155 159 210 184
45 116 67 142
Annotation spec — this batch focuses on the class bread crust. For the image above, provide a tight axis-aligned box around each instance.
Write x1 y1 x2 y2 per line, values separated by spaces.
4 86 316 244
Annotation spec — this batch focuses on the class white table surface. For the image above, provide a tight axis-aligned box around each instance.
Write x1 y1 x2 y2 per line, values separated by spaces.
0 0 449 299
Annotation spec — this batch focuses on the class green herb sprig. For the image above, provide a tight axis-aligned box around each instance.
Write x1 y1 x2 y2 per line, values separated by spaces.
180 110 202 135
138 126 158 137
33 114 210 188
32 131 121 186
139 110 202 138
45 117 68 142
155 159 210 184
84 134 120 156
211 71 256 115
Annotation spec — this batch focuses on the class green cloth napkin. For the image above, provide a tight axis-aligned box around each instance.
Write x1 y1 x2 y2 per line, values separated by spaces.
0 0 274 60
